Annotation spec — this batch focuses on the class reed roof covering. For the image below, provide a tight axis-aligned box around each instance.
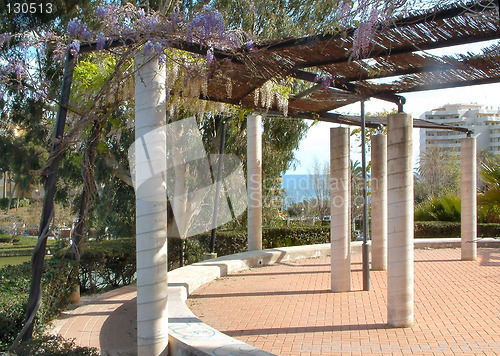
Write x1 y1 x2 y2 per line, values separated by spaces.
203 0 500 132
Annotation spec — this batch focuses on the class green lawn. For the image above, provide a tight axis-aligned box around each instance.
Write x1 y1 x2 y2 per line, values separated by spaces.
0 234 55 256
0 255 31 267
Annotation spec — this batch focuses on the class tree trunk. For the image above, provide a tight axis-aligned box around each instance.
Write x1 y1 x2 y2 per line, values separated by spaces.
71 119 104 260
5 181 18 215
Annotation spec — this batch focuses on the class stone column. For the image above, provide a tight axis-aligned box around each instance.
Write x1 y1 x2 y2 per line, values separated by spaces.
461 137 477 261
247 113 262 251
135 52 168 355
330 127 351 292
371 134 388 271
387 113 413 328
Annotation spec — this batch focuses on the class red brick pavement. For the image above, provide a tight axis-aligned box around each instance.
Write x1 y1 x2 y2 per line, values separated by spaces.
54 284 137 355
187 249 500 355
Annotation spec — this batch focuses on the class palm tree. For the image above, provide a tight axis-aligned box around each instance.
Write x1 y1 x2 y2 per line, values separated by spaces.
478 155 500 220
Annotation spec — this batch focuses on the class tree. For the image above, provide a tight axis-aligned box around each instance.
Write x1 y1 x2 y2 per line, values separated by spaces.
478 154 500 222
415 146 460 202
308 158 330 217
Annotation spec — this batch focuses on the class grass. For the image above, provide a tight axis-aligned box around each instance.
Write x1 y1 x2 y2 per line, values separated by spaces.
0 255 31 267
0 234 56 256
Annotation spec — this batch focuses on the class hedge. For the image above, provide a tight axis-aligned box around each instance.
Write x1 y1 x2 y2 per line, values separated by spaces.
76 239 136 293
414 222 500 238
168 226 331 268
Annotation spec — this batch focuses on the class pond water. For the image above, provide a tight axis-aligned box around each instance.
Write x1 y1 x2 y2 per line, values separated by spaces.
0 255 31 267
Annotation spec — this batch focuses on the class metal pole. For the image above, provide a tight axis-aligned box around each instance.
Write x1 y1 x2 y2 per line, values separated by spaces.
180 239 185 267
209 118 227 253
361 100 370 291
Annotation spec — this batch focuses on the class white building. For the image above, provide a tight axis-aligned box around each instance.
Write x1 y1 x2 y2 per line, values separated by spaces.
420 103 500 155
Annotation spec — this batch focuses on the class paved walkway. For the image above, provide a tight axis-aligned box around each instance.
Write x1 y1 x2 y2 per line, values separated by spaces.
187 248 500 355
51 285 137 355
53 248 500 355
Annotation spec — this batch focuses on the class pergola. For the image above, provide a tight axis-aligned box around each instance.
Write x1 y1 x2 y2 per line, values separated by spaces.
24 1 500 354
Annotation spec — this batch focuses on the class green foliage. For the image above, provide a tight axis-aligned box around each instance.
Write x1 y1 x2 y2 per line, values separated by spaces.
263 227 329 248
414 221 461 238
414 193 461 222
414 221 500 238
478 155 500 220
74 238 136 293
10 335 98 356
0 259 78 351
90 178 136 239
72 54 118 111
415 146 460 203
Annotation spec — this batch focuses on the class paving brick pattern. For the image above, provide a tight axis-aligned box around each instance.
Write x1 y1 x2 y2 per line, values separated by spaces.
187 249 500 355
55 284 137 355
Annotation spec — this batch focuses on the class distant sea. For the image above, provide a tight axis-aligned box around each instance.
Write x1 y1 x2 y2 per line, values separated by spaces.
281 174 323 206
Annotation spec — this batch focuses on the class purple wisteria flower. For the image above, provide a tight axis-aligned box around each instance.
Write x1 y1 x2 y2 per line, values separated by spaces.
96 33 106 50
34 87 48 101
14 64 24 78
96 6 107 18
352 11 379 58
67 18 93 41
245 40 255 51
139 15 160 33
0 33 11 48
158 54 167 65
313 74 333 88
143 39 164 55
67 18 81 38
186 6 225 43
68 40 80 56
206 48 214 66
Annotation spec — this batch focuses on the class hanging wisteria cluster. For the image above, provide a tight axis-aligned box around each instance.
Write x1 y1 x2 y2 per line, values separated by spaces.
0 3 245 125
254 80 290 117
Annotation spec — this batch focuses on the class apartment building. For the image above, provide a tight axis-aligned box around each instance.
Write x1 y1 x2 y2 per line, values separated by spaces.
420 103 500 155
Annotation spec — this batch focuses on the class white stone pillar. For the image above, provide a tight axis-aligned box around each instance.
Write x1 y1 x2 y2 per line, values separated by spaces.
387 113 414 328
135 52 168 355
371 134 388 271
330 127 351 292
461 137 477 261
247 113 262 251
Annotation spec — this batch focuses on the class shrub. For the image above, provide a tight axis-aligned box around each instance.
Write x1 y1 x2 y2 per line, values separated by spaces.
414 221 461 238
263 226 330 248
0 258 78 351
76 238 136 293
415 193 461 222
9 335 98 356
414 221 500 238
